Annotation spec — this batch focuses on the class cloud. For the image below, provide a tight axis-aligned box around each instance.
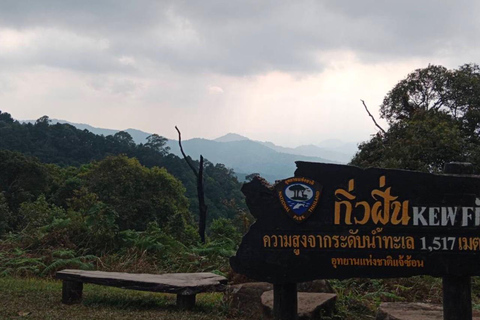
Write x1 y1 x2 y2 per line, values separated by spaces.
208 86 224 94
0 76 13 94
1 1 479 76
0 27 137 74
1 1 480 148
89 76 143 96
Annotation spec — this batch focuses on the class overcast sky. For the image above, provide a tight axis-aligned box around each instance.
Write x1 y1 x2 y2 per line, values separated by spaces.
1 1 479 147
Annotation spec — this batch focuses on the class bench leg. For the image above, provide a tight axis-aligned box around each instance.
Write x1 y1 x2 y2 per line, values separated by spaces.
62 280 83 304
176 294 196 310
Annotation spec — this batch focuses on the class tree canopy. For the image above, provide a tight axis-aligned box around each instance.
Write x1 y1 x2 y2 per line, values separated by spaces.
82 155 190 231
0 113 246 223
352 63 480 172
0 114 249 279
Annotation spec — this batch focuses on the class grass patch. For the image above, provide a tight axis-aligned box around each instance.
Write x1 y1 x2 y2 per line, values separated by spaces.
327 276 444 320
3 275 480 319
0 277 243 320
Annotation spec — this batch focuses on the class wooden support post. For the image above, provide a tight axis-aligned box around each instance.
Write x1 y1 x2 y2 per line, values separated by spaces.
443 162 473 320
443 275 472 320
62 280 83 304
273 283 297 320
176 294 196 310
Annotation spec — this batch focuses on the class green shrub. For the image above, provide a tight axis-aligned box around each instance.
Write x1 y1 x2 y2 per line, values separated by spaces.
209 218 241 244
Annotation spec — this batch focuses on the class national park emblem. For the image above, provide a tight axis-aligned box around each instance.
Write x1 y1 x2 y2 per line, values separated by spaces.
276 177 322 223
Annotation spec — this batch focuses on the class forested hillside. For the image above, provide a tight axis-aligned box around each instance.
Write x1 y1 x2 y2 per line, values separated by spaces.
0 150 193 243
0 111 246 223
0 111 250 278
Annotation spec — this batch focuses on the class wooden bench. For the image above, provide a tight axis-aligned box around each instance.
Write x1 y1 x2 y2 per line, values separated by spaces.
56 269 227 310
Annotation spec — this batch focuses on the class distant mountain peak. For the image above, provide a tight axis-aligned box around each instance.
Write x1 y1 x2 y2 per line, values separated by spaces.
214 133 250 142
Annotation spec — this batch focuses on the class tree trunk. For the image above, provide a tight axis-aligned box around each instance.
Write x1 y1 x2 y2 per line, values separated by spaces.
198 156 207 243
175 126 208 243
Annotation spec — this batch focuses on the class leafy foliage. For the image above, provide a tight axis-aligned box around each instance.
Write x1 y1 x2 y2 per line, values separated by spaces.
0 111 251 319
352 111 471 172
0 147 246 278
81 155 190 231
380 63 480 135
209 218 242 244
0 150 56 218
0 112 246 223
347 63 480 318
352 63 480 173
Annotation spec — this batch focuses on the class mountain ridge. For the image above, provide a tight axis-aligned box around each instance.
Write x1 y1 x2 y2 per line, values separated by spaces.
214 133 250 142
21 118 356 181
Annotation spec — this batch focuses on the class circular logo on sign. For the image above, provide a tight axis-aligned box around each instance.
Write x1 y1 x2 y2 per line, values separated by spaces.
276 177 322 223
284 183 314 215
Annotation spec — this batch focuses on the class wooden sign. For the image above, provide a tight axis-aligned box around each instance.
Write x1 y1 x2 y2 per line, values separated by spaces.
230 162 480 284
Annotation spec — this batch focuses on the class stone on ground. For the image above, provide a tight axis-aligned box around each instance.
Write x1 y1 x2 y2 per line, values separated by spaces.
376 302 480 320
226 282 273 317
297 280 334 293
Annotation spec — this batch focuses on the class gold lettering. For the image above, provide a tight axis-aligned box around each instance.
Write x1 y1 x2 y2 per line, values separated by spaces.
263 235 271 247
334 179 356 225
334 176 411 226
330 254 424 268
354 201 370 224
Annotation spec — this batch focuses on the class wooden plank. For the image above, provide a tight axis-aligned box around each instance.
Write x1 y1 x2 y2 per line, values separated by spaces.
56 270 227 295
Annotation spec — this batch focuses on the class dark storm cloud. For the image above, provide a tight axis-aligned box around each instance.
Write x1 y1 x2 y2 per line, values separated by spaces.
0 0 478 75
322 1 480 56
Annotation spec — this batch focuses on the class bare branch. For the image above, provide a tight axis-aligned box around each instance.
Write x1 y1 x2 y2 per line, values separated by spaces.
175 126 199 178
361 100 386 134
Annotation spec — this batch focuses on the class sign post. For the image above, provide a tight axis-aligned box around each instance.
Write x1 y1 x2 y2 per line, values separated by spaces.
231 162 480 320
443 162 473 320
273 283 297 320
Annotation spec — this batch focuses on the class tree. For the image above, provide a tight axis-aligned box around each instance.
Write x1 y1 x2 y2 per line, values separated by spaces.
113 131 136 148
380 64 480 138
0 193 12 236
175 126 208 243
35 115 51 126
0 150 56 216
81 155 190 231
18 195 65 230
0 111 14 124
352 111 470 172
0 114 246 225
352 64 480 173
145 134 170 155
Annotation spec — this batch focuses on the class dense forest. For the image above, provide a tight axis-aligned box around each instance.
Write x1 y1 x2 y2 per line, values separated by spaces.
0 111 248 277
0 112 247 223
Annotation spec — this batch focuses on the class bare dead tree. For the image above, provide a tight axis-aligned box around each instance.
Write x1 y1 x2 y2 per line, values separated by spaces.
175 126 207 243
361 99 386 134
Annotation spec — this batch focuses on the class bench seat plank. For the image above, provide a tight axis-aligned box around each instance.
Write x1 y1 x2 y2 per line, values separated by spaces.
56 269 227 295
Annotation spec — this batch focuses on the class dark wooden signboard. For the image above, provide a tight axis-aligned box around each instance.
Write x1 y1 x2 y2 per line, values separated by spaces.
230 162 480 284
